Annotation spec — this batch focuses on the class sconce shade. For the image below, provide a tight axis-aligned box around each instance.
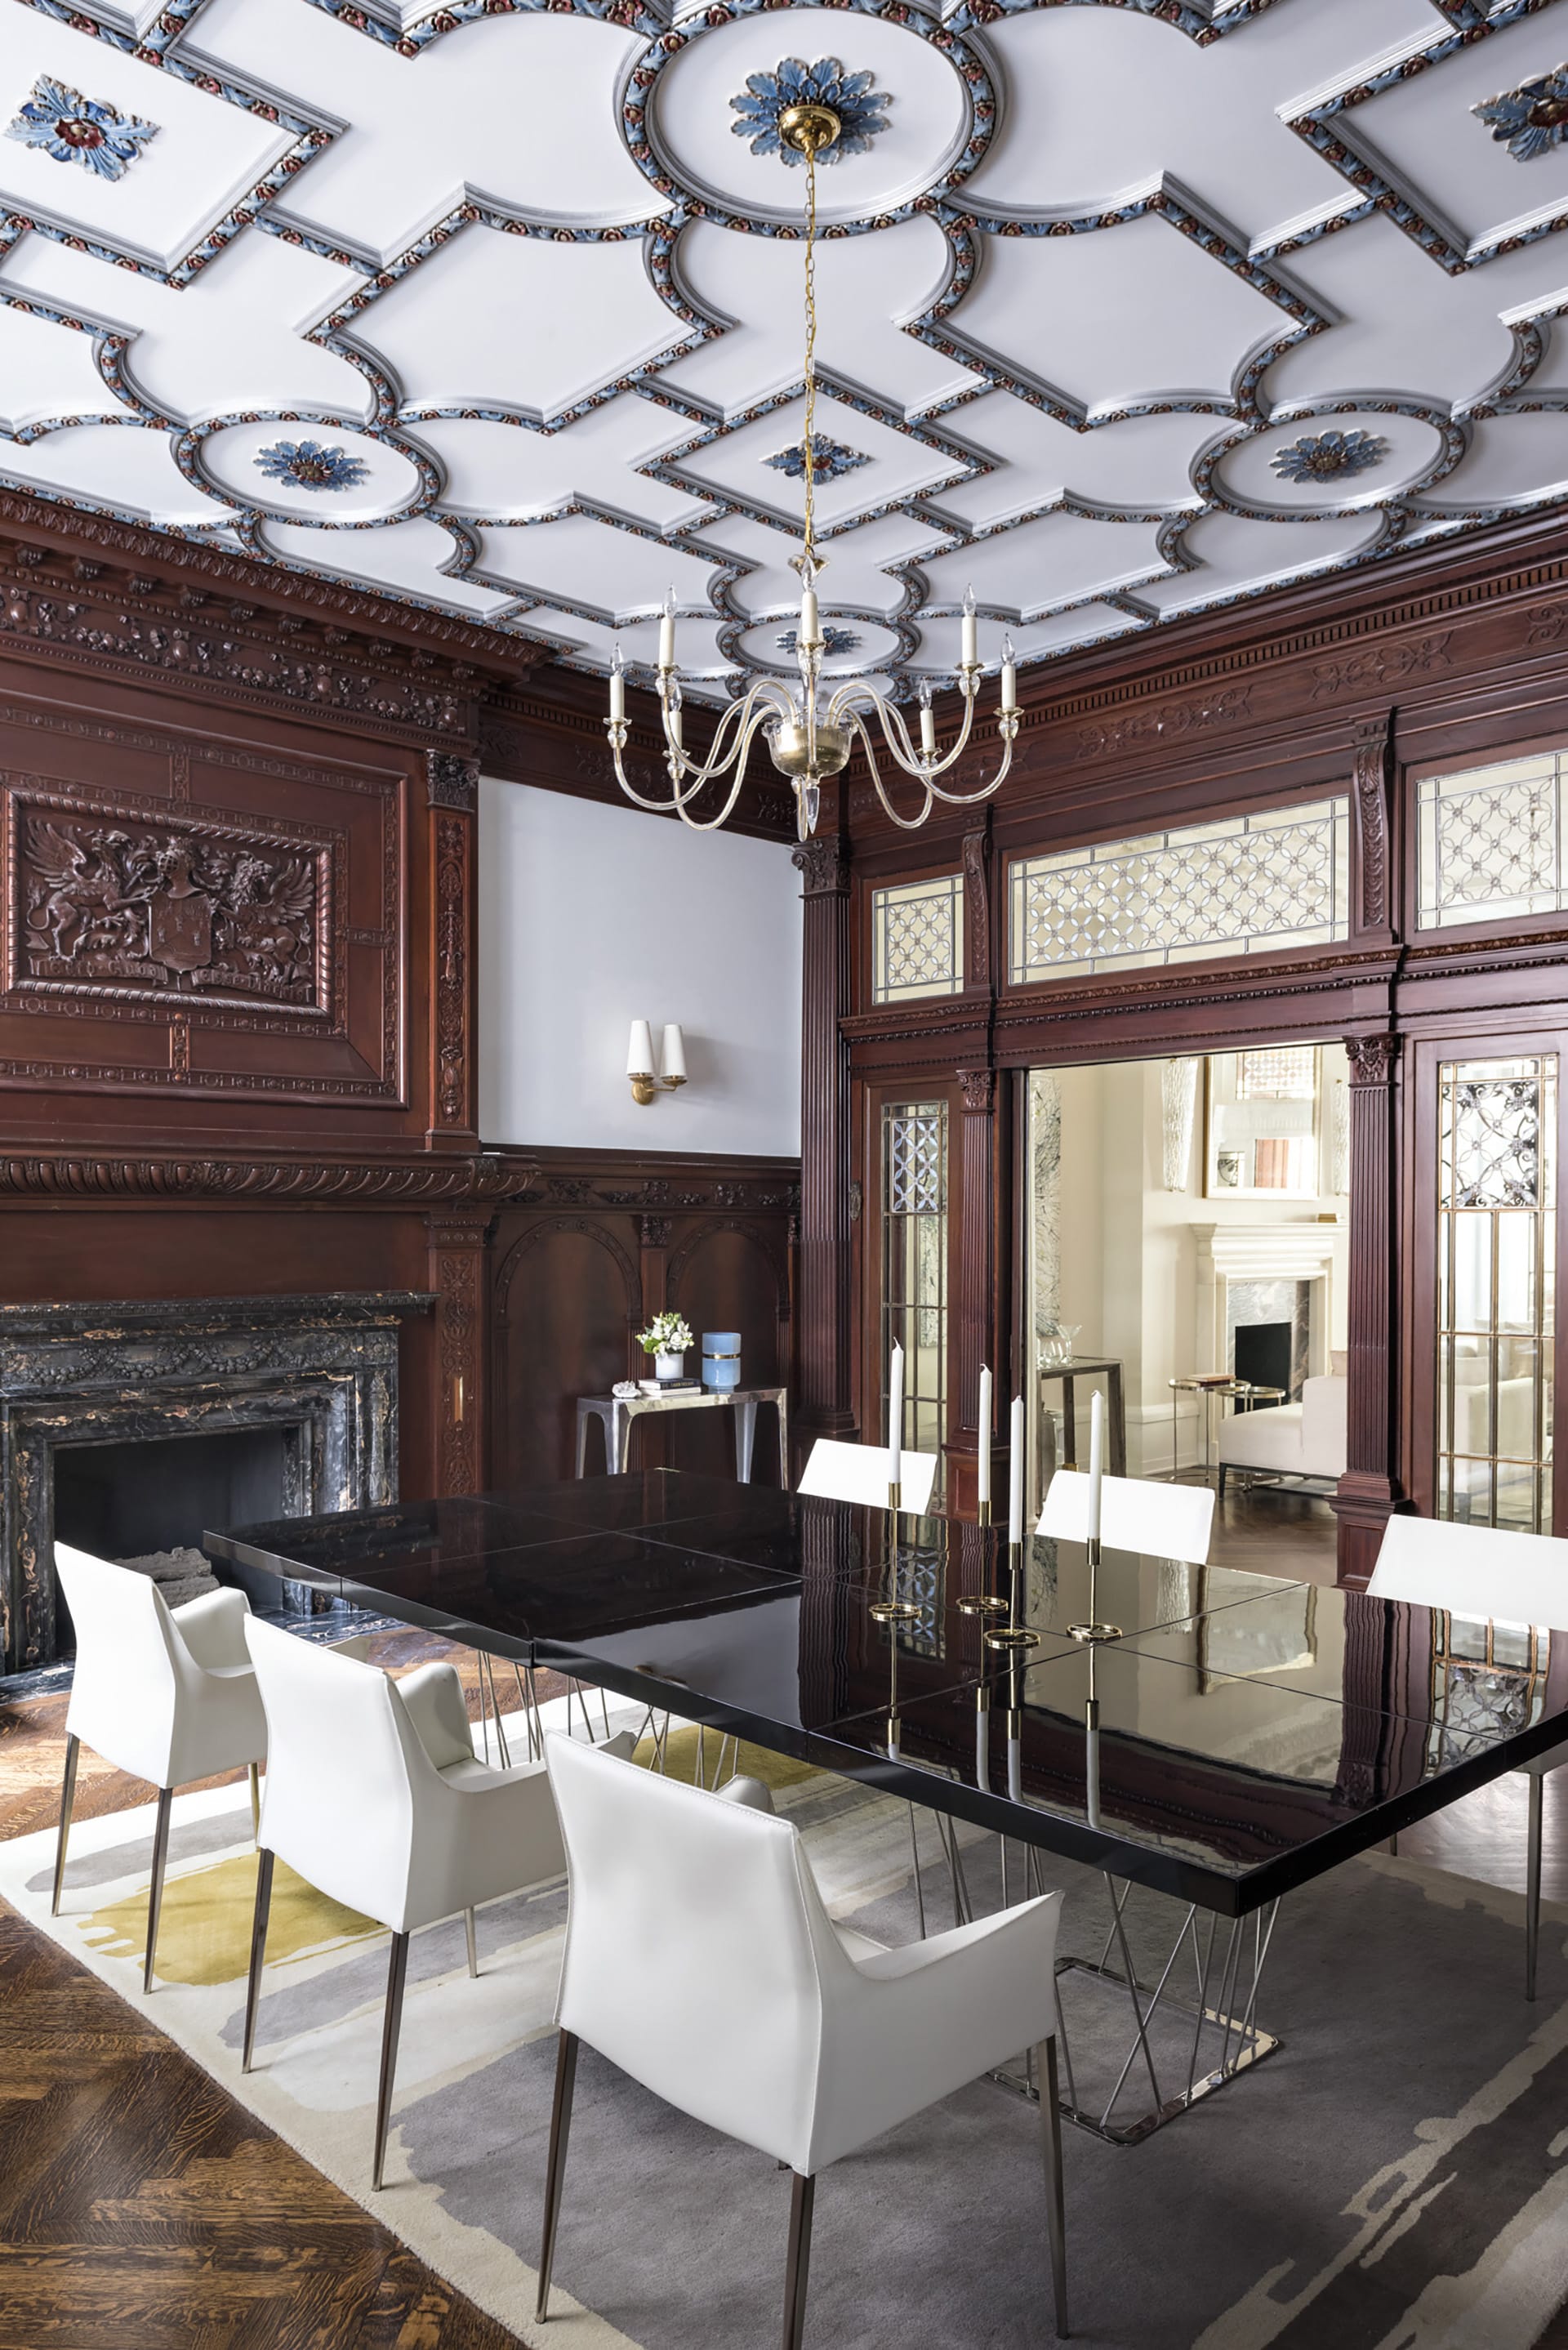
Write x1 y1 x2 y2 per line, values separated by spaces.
660 1023 687 1082
626 1019 655 1078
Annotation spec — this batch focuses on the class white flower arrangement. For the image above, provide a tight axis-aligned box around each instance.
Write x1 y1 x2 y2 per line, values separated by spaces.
639 1311 694 1357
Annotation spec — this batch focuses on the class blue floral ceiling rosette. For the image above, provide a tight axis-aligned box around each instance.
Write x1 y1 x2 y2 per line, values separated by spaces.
253 439 372 493
1472 68 1568 164
5 78 159 182
1270 429 1390 486
729 59 892 166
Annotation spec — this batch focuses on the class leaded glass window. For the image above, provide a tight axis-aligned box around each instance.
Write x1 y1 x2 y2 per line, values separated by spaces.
1009 799 1350 985
883 1100 947 1464
1426 1612 1549 1776
871 875 964 1004
1418 751 1568 931
1437 1055 1557 1532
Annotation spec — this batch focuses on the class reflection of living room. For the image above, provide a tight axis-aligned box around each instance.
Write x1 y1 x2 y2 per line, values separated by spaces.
1027 1044 1349 1559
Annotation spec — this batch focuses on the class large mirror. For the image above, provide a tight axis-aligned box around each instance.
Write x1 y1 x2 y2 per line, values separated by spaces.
1205 1046 1325 1201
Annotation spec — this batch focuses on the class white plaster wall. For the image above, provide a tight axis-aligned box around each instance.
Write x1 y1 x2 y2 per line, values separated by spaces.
477 780 802 1153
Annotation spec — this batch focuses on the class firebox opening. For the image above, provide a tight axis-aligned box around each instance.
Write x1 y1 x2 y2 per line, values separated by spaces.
52 1426 292 1648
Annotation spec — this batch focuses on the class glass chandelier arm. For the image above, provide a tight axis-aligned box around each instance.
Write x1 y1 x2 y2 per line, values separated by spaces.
850 713 936 832
669 704 779 832
657 680 793 796
924 720 1015 805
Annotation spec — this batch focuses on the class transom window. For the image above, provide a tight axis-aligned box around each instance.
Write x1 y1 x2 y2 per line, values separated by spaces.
871 875 964 1005
1417 748 1568 931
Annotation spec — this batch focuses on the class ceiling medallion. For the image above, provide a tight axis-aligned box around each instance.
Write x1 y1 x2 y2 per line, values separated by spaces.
253 439 372 493
605 99 1018 845
764 436 869 483
778 625 862 656
729 59 892 166
5 78 159 182
1270 429 1389 484
1473 65 1568 163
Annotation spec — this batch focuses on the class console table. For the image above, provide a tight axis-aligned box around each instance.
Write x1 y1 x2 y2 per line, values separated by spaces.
574 1385 788 1483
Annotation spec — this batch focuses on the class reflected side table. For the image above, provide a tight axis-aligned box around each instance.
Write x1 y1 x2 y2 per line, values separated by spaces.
1167 1376 1285 1486
575 1385 789 1483
1037 1358 1127 1484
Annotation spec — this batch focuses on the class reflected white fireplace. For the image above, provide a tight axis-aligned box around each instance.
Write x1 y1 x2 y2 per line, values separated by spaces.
1192 1223 1343 1394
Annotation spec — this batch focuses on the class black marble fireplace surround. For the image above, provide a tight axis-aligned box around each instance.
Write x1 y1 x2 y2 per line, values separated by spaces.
0 1293 431 1672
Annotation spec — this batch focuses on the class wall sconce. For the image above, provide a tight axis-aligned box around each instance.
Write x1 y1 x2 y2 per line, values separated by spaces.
626 1019 687 1107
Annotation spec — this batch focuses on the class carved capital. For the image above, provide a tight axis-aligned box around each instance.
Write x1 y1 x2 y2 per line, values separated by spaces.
961 827 991 988
426 750 479 811
1345 1032 1400 1086
957 1067 996 1116
640 1213 672 1247
792 837 850 898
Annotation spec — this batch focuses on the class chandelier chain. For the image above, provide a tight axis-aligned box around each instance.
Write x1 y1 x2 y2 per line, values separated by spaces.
802 140 819 573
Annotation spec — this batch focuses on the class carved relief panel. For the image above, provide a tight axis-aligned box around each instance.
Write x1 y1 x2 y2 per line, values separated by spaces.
0 688 408 1124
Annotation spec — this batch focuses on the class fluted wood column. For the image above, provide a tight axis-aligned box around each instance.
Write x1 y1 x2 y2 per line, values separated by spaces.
792 835 857 1463
1333 1032 1404 1585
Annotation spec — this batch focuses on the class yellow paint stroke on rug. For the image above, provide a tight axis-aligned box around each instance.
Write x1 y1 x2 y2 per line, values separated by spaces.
82 1851 378 1987
635 1725 820 1795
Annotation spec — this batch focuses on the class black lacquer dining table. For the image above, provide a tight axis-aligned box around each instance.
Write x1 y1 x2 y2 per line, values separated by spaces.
207 1470 1568 2139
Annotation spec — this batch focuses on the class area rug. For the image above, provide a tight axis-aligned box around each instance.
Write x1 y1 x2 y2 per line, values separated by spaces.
4 1692 1568 2350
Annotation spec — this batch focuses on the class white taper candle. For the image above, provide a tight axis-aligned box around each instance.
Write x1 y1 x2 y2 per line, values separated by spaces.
961 583 978 670
1087 1388 1104 1542
1009 1393 1024 1546
977 1364 992 1509
608 643 626 722
888 1340 904 1493
658 589 676 671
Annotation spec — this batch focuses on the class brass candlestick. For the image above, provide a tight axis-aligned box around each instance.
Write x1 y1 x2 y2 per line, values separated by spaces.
985 1539 1041 1652
959 1496 1008 1618
1067 1532 1122 1645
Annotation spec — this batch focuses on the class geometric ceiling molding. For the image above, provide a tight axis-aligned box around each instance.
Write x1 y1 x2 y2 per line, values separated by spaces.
2 0 1568 709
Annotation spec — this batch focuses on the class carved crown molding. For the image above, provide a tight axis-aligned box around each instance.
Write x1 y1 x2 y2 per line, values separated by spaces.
0 492 538 674
0 1150 540 1203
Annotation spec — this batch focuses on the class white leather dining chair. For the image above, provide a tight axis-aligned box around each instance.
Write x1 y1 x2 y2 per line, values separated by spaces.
797 1437 939 1515
1369 1514 1568 2000
242 1616 620 2187
537 1732 1068 2346
51 1543 273 1993
1038 1469 1215 1565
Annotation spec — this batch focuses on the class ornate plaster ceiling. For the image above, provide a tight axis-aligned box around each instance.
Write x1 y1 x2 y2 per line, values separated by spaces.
3 0 1568 705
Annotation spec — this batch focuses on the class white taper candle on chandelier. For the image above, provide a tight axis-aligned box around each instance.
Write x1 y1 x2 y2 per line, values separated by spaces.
1000 632 1017 715
608 643 626 722
961 583 979 670
920 691 936 757
888 1340 904 1494
800 578 820 649
978 1364 992 1509
1009 1393 1024 1546
1087 1388 1104 1542
658 589 676 671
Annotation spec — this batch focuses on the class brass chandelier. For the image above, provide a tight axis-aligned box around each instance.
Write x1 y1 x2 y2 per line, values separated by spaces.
604 99 1020 842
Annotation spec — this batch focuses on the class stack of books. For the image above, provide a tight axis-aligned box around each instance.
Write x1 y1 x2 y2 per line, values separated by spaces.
639 1376 702 1396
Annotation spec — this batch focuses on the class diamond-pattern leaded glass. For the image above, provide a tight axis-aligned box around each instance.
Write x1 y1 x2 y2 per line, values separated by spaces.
1418 751 1568 930
872 875 964 1004
1235 1046 1317 1101
884 1100 947 1469
1426 1615 1548 1776
1009 800 1350 984
1437 1055 1557 1532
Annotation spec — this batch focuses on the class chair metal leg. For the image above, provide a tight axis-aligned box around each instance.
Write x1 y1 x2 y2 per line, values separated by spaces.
465 1906 479 1979
243 1847 275 2072
782 2169 815 2350
1526 1773 1544 2002
143 1787 174 1994
372 1930 411 2191
1038 2036 1069 2339
249 1763 261 1841
536 2028 580 2324
51 1733 79 1916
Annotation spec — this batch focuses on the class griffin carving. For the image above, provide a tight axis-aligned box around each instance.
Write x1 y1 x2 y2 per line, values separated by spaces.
21 818 318 1003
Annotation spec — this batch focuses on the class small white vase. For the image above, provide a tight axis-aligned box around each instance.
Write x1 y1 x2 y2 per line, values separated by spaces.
655 1351 685 1380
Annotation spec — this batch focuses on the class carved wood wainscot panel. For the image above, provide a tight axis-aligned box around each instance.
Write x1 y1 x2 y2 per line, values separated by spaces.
427 1207 489 1495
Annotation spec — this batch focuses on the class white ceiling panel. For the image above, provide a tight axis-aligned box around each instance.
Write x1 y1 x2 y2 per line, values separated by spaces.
0 0 1565 705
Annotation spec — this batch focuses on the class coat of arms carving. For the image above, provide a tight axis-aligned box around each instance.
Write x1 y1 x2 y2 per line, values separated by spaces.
17 813 323 1007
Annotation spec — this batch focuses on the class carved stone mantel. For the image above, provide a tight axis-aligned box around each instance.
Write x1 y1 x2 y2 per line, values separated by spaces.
0 1291 432 1671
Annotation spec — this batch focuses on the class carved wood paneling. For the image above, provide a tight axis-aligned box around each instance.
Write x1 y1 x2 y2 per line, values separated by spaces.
1351 711 1396 943
427 1209 488 1496
430 805 473 1140
793 834 857 1462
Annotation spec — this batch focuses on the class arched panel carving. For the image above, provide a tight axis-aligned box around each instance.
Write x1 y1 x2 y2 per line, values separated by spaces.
492 1217 642 1488
667 1220 788 1483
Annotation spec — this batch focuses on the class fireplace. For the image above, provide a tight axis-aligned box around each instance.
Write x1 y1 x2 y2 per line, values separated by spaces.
0 1293 431 1672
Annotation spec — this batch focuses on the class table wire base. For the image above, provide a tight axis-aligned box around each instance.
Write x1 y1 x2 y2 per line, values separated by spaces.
990 1863 1283 2145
